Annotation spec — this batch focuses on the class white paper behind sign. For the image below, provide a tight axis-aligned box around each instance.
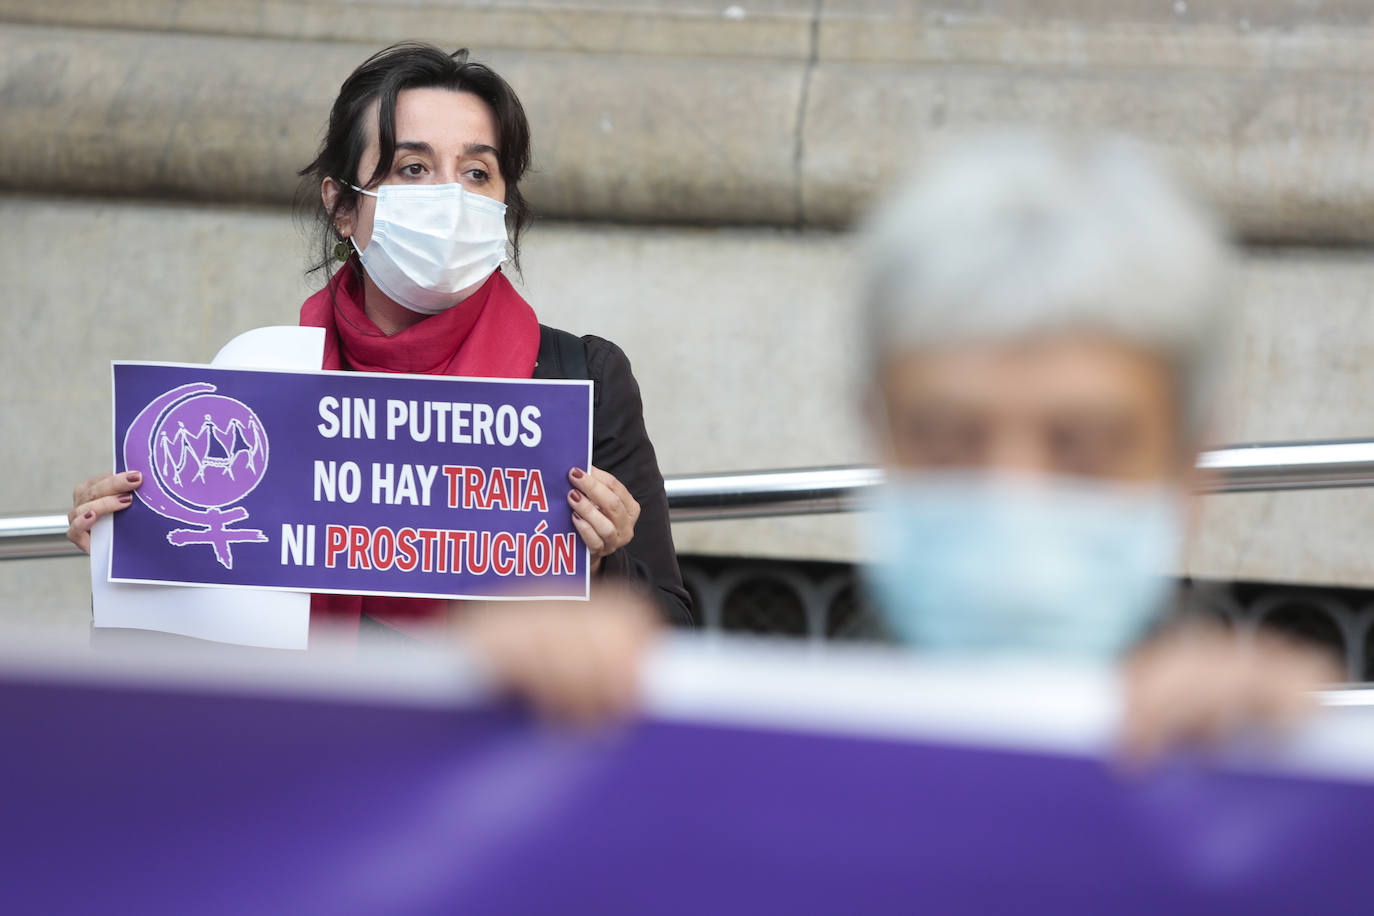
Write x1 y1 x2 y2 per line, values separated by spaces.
91 326 324 649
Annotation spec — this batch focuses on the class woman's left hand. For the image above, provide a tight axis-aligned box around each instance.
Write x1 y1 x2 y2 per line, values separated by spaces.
567 465 640 574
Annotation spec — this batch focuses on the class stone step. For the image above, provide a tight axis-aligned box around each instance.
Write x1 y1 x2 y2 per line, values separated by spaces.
4 5 1374 240
7 1 1374 69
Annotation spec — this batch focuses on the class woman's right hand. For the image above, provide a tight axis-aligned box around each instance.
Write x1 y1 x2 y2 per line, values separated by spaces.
67 471 142 554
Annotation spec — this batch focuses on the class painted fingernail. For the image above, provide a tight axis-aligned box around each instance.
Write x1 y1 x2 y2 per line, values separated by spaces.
83 511 94 520
118 493 133 504
126 471 141 483
570 467 585 479
570 490 583 502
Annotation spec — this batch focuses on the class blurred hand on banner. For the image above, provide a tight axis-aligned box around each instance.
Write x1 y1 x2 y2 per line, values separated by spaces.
1121 624 1342 764
460 586 659 725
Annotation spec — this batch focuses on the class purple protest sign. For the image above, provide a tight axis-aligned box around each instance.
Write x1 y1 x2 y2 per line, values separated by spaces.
109 361 592 599
4 646 1374 915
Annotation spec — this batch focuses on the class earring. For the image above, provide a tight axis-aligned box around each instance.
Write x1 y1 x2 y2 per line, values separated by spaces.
333 239 350 262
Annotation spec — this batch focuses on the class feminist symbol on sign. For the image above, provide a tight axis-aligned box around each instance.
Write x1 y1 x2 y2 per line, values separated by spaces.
123 382 270 569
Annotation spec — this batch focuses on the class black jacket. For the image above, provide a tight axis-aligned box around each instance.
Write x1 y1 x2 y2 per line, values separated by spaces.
534 331 693 627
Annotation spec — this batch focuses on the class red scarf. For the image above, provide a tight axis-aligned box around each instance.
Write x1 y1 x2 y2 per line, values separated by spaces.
300 263 540 642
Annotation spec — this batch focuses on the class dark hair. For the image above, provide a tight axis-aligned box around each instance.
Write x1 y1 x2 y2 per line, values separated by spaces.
297 43 533 283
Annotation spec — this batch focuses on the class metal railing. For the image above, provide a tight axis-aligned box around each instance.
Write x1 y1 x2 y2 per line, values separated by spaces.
8 439 1374 561
662 439 1374 518
0 513 74 561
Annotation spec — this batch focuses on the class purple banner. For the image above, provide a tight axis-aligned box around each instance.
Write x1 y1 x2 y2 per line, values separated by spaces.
3 663 1374 914
109 362 592 599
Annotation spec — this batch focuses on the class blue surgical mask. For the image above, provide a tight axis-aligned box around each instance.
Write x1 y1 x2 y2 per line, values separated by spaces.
862 472 1183 660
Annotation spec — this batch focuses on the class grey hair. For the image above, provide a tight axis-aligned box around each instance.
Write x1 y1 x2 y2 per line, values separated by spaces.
858 129 1235 441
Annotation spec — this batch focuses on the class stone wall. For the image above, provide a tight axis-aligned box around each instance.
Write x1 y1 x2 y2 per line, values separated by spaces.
4 1 1374 627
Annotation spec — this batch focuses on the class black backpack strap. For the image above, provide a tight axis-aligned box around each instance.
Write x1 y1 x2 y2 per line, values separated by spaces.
533 324 588 380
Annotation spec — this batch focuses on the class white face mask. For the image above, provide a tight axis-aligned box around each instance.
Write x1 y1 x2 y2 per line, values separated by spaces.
348 182 509 315
861 471 1184 661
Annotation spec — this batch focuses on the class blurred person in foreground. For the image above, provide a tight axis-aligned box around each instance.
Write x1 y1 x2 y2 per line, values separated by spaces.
855 130 1341 758
469 129 1339 760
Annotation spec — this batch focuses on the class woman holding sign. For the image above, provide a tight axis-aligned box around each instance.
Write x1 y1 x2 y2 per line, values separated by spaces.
67 43 692 646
